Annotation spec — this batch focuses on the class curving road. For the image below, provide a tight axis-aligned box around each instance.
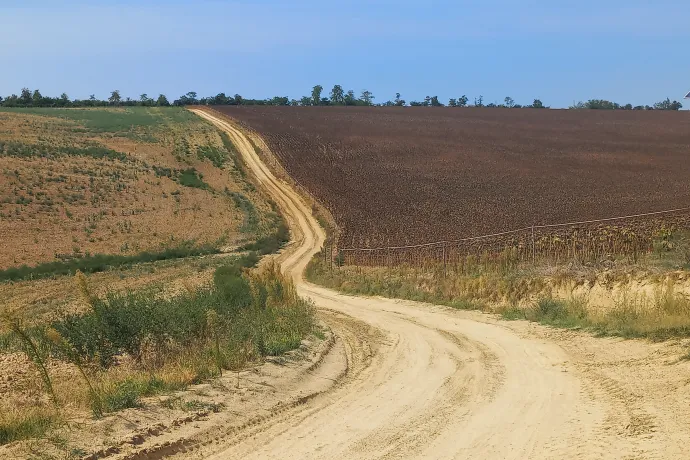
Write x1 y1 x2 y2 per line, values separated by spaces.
189 108 685 460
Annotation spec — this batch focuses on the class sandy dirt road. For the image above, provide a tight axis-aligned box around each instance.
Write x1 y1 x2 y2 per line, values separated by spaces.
189 108 690 460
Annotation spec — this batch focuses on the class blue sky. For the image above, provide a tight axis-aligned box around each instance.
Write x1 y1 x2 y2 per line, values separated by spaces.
2 0 689 107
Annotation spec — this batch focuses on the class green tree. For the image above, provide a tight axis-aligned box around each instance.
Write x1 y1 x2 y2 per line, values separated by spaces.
360 90 374 106
312 85 323 106
458 95 468 107
139 93 153 106
108 90 121 106
474 95 484 107
32 89 43 105
394 92 405 106
330 85 344 105
20 88 32 105
532 99 545 109
430 96 443 107
504 96 515 108
157 94 170 106
653 98 683 110
448 98 457 107
300 96 312 106
59 93 70 107
344 90 357 106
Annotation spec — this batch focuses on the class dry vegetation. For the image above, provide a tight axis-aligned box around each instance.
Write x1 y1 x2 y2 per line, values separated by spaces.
0 107 277 271
0 107 316 456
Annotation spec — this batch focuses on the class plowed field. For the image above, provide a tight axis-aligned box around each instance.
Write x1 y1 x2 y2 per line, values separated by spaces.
215 106 690 248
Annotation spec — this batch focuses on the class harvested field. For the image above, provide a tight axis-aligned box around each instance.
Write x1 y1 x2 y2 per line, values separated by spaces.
215 106 690 250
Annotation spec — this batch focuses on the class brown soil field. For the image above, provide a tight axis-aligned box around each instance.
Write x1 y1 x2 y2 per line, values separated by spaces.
0 107 275 270
215 106 690 248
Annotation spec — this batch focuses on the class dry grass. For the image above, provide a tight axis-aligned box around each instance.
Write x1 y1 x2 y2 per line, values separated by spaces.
307 247 690 340
0 107 276 270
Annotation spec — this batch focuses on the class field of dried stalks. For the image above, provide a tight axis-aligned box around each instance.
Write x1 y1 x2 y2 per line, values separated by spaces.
218 106 690 250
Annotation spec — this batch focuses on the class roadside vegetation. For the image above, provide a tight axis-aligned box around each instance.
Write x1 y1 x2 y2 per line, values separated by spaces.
0 106 315 455
0 250 313 447
307 230 690 341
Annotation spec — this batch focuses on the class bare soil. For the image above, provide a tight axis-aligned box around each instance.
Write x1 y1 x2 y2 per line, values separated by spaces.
215 106 690 248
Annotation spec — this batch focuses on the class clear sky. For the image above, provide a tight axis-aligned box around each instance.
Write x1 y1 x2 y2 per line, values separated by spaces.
2 0 689 108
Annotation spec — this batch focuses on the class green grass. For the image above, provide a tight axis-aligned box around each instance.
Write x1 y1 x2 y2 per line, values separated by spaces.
226 189 259 234
197 145 227 168
242 222 290 255
0 412 55 445
0 107 162 133
178 168 208 189
0 241 222 282
0 140 128 162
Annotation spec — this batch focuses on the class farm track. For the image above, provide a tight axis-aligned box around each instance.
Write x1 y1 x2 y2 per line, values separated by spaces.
176 108 690 459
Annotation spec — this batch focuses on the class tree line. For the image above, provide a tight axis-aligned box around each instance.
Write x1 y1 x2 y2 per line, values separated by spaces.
569 98 683 111
0 86 683 110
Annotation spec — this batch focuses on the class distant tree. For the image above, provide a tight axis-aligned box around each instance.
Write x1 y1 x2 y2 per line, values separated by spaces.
360 89 374 106
139 93 154 106
268 96 290 106
653 98 683 110
394 92 405 106
232 93 243 105
532 98 545 109
623 103 633 110
430 96 443 107
504 96 515 108
157 94 170 106
474 95 484 107
20 88 32 105
344 90 357 106
409 101 423 106
457 95 468 107
59 93 70 107
448 98 457 107
299 96 312 106
423 96 431 107
320 97 331 105
211 93 229 105
311 85 323 106
108 90 122 106
32 89 43 105
330 85 344 105
290 99 299 106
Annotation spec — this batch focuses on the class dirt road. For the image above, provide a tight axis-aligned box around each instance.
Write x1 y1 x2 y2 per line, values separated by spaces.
190 108 690 459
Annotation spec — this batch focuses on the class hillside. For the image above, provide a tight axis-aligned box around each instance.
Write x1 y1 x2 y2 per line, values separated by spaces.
0 107 278 271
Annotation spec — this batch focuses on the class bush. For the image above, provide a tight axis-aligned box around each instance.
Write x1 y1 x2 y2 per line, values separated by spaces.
50 254 313 369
